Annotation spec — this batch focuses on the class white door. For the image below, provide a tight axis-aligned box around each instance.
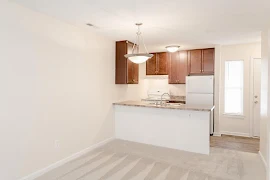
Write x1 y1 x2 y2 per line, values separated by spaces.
252 58 261 137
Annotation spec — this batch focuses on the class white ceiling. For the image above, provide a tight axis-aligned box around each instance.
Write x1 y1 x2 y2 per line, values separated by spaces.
12 0 270 52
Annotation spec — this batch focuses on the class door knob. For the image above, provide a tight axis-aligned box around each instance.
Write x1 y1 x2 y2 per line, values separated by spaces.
254 101 258 104
254 95 258 98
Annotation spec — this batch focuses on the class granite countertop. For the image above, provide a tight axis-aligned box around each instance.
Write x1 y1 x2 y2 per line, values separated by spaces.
113 101 215 112
141 95 186 103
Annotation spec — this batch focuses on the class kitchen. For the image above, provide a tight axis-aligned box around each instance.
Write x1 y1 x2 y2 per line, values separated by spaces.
113 25 216 154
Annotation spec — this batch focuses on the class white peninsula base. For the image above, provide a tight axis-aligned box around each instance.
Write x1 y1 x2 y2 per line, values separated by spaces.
114 103 213 155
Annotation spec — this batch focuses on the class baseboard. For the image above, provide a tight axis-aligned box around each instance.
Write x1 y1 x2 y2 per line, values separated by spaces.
259 151 267 171
213 132 221 137
220 131 250 137
19 137 114 180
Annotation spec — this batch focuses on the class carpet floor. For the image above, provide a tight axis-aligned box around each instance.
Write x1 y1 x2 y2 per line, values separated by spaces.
36 139 265 180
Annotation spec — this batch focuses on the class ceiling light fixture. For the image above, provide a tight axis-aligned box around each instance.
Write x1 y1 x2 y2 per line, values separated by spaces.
124 23 153 64
166 45 180 53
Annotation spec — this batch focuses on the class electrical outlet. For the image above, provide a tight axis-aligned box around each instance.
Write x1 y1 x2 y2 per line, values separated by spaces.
54 140 60 149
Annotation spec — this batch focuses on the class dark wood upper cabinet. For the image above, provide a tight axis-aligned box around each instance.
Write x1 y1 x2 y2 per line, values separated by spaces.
157 52 168 75
188 48 214 75
115 40 139 84
168 52 180 84
146 52 168 75
178 51 188 83
188 49 202 74
202 48 215 74
146 53 157 75
168 51 188 84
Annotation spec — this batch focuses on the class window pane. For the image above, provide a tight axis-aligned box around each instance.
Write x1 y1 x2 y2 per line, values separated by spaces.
224 88 243 114
225 61 243 88
224 60 244 114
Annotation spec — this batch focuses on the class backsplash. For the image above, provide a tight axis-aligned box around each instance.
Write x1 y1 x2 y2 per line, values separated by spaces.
139 63 186 98
141 77 186 97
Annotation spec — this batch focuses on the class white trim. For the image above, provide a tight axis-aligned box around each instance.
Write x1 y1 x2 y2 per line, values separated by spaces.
222 113 245 119
220 131 250 137
19 137 114 180
259 151 267 171
249 56 254 137
213 132 221 137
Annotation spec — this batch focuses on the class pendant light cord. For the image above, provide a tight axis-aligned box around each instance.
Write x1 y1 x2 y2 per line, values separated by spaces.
131 23 149 54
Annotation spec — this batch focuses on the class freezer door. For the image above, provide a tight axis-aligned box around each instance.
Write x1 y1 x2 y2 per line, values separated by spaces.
186 76 214 94
186 93 214 105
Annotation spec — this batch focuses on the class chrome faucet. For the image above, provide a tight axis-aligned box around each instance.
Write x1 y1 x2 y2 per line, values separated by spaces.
160 93 170 105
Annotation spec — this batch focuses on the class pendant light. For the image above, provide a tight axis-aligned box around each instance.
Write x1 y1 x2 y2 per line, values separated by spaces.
166 45 180 53
124 23 153 64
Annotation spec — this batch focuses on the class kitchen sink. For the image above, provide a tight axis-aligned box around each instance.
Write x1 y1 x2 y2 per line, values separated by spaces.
147 102 184 107
165 103 184 107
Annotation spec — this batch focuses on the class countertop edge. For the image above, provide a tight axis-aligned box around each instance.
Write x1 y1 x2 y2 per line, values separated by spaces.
113 101 215 112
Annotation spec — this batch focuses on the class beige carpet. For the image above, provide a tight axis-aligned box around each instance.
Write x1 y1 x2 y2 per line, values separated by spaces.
36 140 265 180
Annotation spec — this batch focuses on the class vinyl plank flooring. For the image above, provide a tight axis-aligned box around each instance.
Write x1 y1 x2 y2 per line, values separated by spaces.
210 135 259 153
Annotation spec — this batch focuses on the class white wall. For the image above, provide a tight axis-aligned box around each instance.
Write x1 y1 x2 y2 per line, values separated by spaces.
0 2 140 180
260 29 270 179
219 43 261 136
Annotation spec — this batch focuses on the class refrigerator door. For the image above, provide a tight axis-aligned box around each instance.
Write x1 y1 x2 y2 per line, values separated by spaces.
186 76 214 94
186 93 214 135
186 93 214 105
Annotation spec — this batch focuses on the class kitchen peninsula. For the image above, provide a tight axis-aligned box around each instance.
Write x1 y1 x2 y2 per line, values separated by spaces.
113 101 215 155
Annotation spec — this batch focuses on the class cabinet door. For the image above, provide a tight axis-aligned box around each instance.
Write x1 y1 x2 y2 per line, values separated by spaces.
126 42 139 84
202 48 214 74
188 49 202 74
127 59 134 84
127 60 139 84
127 42 133 83
146 53 157 75
178 51 188 83
133 63 139 83
168 52 180 84
157 52 168 75
115 41 128 84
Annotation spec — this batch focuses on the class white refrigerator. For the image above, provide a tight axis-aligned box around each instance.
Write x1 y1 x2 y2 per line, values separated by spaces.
186 75 214 135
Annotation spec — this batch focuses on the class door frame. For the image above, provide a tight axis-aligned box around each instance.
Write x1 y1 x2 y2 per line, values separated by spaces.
249 57 261 137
